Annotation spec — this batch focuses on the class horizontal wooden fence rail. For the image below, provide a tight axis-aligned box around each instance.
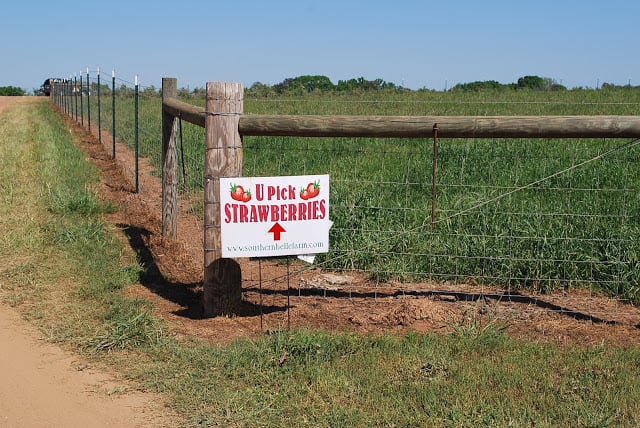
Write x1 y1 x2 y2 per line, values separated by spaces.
162 97 206 128
238 115 640 139
162 96 640 139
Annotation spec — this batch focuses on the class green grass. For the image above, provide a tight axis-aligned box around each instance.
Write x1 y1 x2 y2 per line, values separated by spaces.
110 327 640 427
2 98 640 426
0 99 146 344
70 87 640 301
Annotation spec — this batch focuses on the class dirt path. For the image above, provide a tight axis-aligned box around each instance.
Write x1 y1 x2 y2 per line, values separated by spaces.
0 97 178 428
0 304 175 427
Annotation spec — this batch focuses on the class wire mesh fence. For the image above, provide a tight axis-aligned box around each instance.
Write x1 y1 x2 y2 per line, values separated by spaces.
238 136 640 310
50 76 640 325
239 94 640 308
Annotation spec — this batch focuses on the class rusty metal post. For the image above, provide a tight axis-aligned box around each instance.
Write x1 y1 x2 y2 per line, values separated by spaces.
431 124 439 229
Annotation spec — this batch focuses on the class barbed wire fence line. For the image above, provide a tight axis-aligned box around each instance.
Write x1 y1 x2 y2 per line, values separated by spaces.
50 72 640 328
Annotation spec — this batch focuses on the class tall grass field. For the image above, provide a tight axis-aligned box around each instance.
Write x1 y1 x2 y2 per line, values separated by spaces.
77 86 640 302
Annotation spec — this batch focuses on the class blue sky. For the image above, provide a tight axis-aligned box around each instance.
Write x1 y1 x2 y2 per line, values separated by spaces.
1 0 638 91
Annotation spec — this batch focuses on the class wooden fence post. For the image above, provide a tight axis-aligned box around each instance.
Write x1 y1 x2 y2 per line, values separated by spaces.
203 82 244 317
162 78 178 239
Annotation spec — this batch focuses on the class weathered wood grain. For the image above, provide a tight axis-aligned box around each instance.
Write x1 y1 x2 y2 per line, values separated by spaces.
161 78 179 239
203 82 244 317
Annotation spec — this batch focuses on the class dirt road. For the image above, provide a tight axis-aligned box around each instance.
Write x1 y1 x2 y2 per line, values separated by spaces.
0 97 177 427
0 303 175 427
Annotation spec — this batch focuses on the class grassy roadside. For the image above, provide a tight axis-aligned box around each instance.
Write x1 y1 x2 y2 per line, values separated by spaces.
1 99 640 426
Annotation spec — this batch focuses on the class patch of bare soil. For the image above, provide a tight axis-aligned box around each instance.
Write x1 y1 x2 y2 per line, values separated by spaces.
0 302 177 427
66 103 640 348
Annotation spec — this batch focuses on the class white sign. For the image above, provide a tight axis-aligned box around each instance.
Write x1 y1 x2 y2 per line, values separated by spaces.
220 175 330 258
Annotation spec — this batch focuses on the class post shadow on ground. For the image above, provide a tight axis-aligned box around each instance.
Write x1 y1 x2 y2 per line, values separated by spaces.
117 223 626 326
118 224 287 320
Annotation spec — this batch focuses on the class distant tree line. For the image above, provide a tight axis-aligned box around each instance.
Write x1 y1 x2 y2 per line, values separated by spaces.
246 74 639 95
247 74 574 95
451 76 568 92
248 75 405 96
600 82 637 90
0 86 26 96
449 76 639 92
29 74 635 97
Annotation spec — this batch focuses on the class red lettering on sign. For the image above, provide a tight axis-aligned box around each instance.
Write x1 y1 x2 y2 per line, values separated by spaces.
255 184 265 201
239 204 248 222
224 203 231 223
287 203 297 221
298 201 308 220
265 185 298 201
257 205 269 221
224 198 327 224
267 185 276 200
249 206 258 222
270 205 279 221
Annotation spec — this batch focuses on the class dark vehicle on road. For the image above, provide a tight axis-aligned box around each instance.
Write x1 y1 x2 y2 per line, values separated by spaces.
40 78 64 96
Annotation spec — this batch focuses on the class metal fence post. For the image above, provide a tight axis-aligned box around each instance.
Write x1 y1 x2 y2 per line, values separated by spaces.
111 70 116 159
97 68 102 146
79 71 83 126
86 67 91 131
134 74 139 193
74 73 78 121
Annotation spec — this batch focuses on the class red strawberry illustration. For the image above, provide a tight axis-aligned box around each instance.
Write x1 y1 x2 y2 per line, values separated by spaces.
230 184 245 201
